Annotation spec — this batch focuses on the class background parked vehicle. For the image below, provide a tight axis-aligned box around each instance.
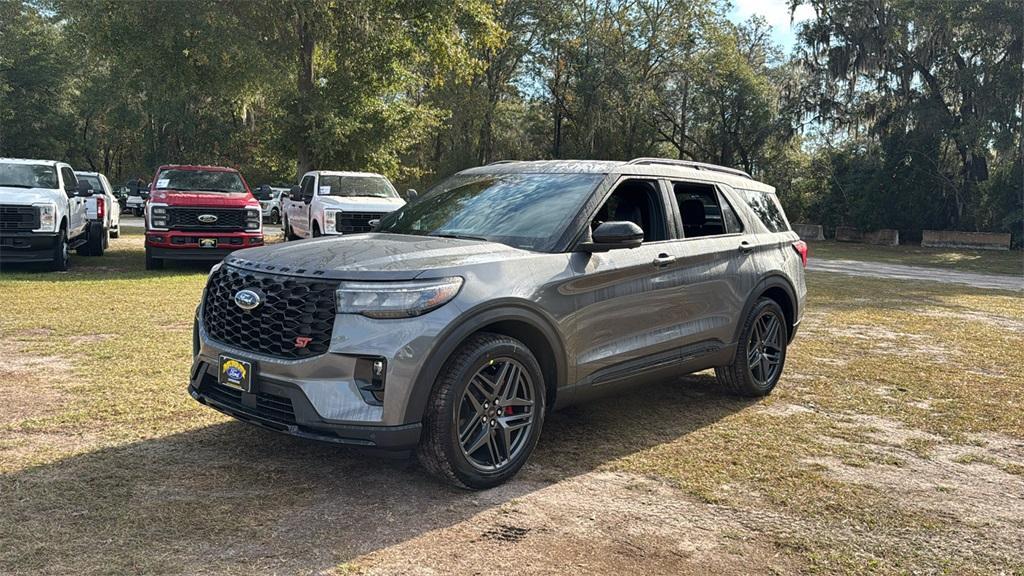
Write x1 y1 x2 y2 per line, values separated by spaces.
125 180 148 216
253 184 287 225
190 158 806 489
144 164 263 270
112 186 129 211
76 171 122 255
0 158 99 270
282 171 405 240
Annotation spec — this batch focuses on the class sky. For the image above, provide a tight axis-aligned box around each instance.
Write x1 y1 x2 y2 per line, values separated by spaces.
728 0 816 54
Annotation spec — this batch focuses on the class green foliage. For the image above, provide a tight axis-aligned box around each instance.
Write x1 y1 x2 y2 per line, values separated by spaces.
0 0 1019 240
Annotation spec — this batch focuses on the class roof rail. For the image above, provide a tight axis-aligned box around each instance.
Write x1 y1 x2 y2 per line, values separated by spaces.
625 157 751 179
485 159 518 165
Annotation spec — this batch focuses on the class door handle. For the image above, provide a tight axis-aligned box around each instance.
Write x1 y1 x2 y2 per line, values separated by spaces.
652 253 675 267
739 241 754 254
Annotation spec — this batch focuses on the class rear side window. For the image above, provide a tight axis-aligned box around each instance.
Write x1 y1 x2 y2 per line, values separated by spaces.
737 189 789 233
672 181 742 238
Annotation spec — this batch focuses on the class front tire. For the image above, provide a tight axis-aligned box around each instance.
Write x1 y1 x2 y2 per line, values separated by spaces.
145 247 163 270
47 226 69 271
417 333 546 490
715 298 788 397
270 209 280 225
284 218 299 241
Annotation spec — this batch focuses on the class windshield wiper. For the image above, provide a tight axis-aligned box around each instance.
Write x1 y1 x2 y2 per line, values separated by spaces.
431 232 489 242
0 183 34 189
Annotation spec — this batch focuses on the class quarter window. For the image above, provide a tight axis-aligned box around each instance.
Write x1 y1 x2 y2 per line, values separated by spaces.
737 189 789 233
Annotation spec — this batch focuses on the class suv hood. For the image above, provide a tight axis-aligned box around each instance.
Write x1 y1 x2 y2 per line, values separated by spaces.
316 195 405 212
0 187 62 204
226 233 533 280
150 189 257 208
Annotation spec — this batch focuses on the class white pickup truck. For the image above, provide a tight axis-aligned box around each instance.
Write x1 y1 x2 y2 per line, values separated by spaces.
75 171 122 256
0 158 102 270
282 171 406 239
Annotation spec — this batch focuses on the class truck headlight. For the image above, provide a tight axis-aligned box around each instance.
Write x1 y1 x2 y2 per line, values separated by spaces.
336 277 463 319
323 209 341 232
150 205 168 229
245 208 261 231
34 203 57 232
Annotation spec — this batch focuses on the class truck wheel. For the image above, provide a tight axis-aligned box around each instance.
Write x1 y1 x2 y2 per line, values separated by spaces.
78 221 105 256
110 225 120 239
715 298 789 397
47 226 70 271
284 218 298 241
145 247 163 270
134 207 143 217
417 333 546 490
102 227 110 250
270 209 280 225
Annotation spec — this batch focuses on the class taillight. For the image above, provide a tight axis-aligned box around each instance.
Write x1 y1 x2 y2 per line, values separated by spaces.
96 197 105 219
793 240 808 267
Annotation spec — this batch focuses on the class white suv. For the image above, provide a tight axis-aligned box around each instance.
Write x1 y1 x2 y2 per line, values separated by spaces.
282 171 405 239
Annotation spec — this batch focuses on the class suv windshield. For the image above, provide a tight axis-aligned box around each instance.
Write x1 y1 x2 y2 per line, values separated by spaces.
155 169 245 193
319 175 397 198
0 163 58 189
253 187 273 200
376 172 603 251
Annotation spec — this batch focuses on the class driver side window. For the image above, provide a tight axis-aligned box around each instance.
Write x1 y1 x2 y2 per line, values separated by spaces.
300 175 314 198
590 178 668 242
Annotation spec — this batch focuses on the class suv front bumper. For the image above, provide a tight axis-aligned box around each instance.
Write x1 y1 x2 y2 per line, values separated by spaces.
190 302 455 450
0 232 58 263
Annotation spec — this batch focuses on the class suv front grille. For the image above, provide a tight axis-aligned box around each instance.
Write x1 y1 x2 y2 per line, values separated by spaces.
0 205 40 231
198 373 296 426
335 212 383 234
202 265 338 359
168 207 247 230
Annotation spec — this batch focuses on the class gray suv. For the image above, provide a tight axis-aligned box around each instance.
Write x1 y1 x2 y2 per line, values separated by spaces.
190 158 807 489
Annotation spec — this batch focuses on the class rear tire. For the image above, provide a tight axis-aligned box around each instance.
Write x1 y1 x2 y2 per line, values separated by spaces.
47 226 69 271
715 298 788 397
145 247 163 270
110 225 120 239
78 221 105 256
417 333 546 490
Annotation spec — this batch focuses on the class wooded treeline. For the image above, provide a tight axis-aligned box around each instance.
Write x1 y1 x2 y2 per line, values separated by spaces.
1 0 1020 240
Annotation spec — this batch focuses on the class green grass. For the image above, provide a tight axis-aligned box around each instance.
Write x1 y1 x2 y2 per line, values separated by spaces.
809 240 1024 276
1 236 1022 574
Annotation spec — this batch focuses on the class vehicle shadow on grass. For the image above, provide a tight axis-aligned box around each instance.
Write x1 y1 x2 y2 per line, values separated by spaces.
0 373 753 575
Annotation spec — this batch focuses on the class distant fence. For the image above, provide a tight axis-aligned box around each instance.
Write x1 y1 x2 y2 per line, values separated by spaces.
921 230 1011 251
835 226 900 246
791 224 824 240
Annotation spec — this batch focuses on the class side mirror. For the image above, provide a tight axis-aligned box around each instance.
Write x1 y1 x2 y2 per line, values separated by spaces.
140 190 150 200
368 218 381 230
289 185 302 201
75 181 93 196
577 221 644 252
405 188 418 201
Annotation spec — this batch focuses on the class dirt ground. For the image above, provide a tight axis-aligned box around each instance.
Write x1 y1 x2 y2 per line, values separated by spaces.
1 238 1022 575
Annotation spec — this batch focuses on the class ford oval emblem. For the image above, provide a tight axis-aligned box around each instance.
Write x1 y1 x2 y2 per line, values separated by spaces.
234 288 262 311
198 214 218 223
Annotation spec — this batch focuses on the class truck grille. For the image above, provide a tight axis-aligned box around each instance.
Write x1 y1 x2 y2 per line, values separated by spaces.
0 205 40 231
168 207 247 230
202 265 338 359
335 212 383 234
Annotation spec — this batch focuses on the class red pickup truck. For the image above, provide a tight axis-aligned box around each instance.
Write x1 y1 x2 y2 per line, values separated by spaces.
144 164 263 269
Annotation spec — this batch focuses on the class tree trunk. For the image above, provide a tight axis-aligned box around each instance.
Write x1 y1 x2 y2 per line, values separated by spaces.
296 16 316 177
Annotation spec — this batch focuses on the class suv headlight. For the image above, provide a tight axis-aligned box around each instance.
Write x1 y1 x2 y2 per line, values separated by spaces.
323 209 341 232
336 277 463 319
34 202 57 232
150 205 168 229
245 208 261 231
